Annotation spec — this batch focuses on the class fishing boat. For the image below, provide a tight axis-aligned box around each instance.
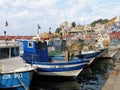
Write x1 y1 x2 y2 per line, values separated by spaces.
48 38 101 64
95 34 120 59
0 41 34 90
20 39 100 77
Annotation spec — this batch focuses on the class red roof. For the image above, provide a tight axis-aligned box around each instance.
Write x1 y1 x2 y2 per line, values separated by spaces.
0 36 33 40
109 31 120 40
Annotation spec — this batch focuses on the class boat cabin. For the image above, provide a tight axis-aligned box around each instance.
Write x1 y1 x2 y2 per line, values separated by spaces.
0 44 20 59
21 40 49 62
0 41 34 89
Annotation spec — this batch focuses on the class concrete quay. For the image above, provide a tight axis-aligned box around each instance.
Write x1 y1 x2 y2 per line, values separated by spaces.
102 49 120 90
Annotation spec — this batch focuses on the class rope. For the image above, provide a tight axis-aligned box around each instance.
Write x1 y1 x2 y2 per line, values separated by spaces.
18 77 29 90
14 72 30 90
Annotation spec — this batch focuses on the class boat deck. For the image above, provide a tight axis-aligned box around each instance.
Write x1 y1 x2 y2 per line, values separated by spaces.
0 57 26 73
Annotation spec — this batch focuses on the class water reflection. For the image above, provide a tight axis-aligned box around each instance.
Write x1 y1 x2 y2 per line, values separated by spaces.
30 59 114 90
30 74 80 90
77 59 114 90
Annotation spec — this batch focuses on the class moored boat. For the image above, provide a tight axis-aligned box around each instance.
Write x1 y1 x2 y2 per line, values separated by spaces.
20 40 100 77
0 41 34 90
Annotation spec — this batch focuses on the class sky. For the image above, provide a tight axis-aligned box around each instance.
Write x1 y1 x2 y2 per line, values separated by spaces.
0 0 120 36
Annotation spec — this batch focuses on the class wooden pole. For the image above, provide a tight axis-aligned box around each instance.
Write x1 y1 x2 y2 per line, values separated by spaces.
65 51 69 62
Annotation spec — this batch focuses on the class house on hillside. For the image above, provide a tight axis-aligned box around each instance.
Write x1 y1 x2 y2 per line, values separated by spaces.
106 16 120 42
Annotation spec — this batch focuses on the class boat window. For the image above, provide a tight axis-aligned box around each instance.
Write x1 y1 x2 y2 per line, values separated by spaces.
47 41 53 47
54 40 62 47
28 42 33 48
0 48 9 59
36 42 46 50
11 47 19 57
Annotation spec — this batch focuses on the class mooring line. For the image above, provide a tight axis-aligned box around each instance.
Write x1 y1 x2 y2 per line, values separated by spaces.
14 72 30 90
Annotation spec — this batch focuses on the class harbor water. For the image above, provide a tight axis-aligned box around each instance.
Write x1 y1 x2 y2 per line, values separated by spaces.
30 58 115 90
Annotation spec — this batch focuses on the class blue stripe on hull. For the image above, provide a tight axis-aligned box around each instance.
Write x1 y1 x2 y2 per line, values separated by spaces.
35 59 89 65
49 52 99 59
0 71 31 89
37 64 87 72
78 52 100 59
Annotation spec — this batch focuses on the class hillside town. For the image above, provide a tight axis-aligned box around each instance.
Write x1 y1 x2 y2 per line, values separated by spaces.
1 16 120 43
50 16 120 43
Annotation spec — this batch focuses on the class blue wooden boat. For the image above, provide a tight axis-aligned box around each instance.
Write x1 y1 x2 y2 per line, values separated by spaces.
0 41 34 90
21 40 100 77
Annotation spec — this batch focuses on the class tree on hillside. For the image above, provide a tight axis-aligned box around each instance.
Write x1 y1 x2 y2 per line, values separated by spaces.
71 22 76 28
55 27 62 33
90 19 108 27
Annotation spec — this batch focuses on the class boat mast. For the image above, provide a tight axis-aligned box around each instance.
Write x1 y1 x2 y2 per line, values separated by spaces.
36 24 40 37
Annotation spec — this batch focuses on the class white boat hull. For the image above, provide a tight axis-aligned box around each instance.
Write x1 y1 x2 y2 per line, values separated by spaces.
37 69 83 77
32 60 89 77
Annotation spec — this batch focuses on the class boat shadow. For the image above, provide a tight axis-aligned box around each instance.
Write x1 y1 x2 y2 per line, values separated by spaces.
30 72 80 90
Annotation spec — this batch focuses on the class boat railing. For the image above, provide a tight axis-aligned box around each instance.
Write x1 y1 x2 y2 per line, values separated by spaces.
0 40 19 46
22 54 40 64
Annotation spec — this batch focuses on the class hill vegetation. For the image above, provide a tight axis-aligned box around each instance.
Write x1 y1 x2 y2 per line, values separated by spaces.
55 19 109 33
90 19 108 27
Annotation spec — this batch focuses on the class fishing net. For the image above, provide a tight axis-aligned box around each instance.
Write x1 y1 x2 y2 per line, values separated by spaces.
102 39 110 47
67 39 83 54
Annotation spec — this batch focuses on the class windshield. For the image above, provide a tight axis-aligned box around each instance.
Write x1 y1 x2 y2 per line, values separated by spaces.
0 47 19 59
11 47 19 57
0 48 9 59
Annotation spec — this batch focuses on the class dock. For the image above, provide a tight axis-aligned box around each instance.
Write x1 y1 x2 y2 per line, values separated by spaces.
102 48 120 90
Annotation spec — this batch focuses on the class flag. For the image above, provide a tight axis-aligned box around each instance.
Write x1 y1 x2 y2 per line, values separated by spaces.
49 30 52 35
5 21 8 27
49 27 51 30
4 31 6 36
38 24 41 29
49 27 51 35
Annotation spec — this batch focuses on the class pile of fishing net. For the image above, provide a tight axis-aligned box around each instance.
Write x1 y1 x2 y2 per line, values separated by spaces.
102 39 110 47
66 39 83 54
